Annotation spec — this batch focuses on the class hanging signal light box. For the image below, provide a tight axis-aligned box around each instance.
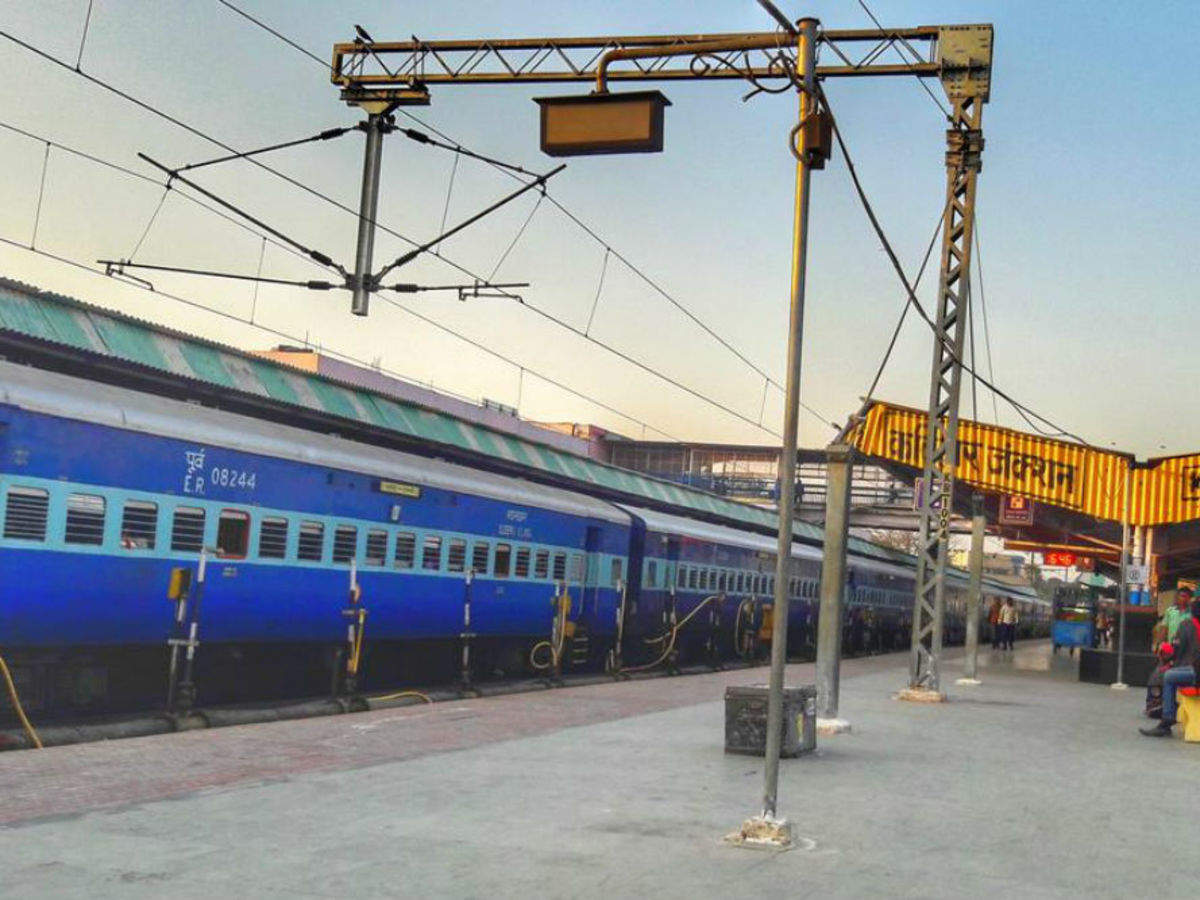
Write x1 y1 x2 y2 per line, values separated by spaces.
534 91 671 156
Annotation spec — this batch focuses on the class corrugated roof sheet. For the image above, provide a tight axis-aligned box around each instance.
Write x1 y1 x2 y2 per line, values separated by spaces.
0 276 1004 579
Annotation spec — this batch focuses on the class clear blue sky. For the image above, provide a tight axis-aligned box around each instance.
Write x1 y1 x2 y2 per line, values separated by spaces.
1 1 1196 456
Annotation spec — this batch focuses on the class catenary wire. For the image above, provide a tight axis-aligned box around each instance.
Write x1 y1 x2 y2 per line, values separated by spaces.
0 235 680 441
29 142 51 248
0 121 686 442
488 193 544 282
218 4 1094 453
2 28 780 438
0 117 332 280
974 218 1001 423
859 206 944 404
74 0 95 71
822 86 1097 448
127 186 172 260
853 0 950 119
207 0 838 430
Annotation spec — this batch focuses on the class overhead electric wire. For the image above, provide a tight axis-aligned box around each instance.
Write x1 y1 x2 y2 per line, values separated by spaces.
822 87 1096 448
974 219 1001 423
853 0 950 119
213 0 327 66
967 272 979 422
126 186 171 259
0 235 680 441
518 299 784 438
74 0 95 71
3 26 770 439
0 119 681 443
859 207 944 404
29 141 51 248
0 117 332 281
208 0 839 431
488 193 544 282
203 1 1093 452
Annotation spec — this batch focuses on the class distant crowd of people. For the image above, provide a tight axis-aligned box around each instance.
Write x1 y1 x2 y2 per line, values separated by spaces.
1141 586 1200 737
988 597 1018 651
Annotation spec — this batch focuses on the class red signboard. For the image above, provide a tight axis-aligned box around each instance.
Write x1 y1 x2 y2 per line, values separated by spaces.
1044 551 1077 567
999 495 1035 526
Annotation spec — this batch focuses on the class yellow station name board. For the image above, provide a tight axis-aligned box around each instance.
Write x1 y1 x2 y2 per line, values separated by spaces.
848 402 1200 527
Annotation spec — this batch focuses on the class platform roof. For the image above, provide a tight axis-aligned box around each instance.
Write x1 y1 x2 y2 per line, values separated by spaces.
0 276 1036 596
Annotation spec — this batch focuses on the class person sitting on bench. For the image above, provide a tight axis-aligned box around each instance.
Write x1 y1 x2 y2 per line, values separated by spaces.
1141 598 1200 737
1145 641 1175 719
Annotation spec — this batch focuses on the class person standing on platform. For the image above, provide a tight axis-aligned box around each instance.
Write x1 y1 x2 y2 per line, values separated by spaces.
989 597 1003 649
1141 598 1200 737
1162 587 1192 643
999 598 1018 651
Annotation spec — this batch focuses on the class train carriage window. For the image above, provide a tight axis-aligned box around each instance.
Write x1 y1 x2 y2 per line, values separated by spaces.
610 559 623 586
120 500 158 550
534 550 549 579
647 560 658 588
551 552 566 581
64 493 106 545
514 547 531 578
735 572 744 593
216 510 250 558
421 535 443 571
717 571 726 592
332 525 358 564
447 538 467 573
471 541 490 575
495 543 513 578
3 486 49 541
365 529 388 566
570 554 585 583
171 506 207 553
257 517 288 559
394 532 416 569
298 521 325 561
688 568 699 590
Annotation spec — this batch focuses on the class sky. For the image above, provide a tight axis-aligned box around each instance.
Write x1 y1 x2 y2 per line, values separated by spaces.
0 0 1197 457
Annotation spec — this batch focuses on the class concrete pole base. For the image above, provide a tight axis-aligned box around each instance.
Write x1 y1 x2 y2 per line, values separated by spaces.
726 814 792 849
816 717 851 735
895 687 947 703
1110 682 1129 691
955 677 982 686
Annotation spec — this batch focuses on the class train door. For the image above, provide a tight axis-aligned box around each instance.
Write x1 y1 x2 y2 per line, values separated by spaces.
583 525 602 618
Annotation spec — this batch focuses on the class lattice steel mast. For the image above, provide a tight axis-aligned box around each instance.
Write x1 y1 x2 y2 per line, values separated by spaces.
908 27 992 693
327 12 994 835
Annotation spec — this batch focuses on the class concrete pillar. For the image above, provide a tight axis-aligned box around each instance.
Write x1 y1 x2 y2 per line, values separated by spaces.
957 493 985 685
815 444 852 733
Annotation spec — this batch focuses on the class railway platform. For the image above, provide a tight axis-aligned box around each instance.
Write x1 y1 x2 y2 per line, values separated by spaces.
0 643 1190 899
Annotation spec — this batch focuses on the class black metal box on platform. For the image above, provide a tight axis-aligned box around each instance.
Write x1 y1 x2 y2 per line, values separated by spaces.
724 684 817 757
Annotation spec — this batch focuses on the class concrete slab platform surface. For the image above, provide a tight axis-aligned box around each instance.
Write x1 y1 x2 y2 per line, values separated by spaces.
1 642 1195 899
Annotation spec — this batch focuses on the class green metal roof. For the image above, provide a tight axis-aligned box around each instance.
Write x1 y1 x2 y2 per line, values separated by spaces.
0 276 938 572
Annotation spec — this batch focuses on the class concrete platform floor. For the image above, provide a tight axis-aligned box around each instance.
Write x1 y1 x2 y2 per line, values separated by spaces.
2 642 1196 899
